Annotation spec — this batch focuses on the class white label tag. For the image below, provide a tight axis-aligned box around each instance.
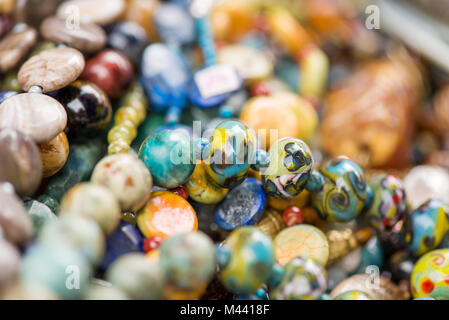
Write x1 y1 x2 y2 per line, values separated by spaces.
194 64 241 99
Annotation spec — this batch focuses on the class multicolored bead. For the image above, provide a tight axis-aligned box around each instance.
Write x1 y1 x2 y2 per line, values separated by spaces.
186 161 228 204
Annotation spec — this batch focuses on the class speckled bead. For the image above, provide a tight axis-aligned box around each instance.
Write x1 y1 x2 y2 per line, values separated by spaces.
106 253 165 300
217 226 277 295
402 199 449 257
262 137 314 199
53 80 112 138
214 178 266 230
59 183 121 235
137 191 198 239
139 129 194 189
270 256 327 300
38 132 69 178
91 154 153 212
186 161 228 204
159 232 215 291
205 120 255 189
311 158 368 222
361 173 407 233
0 25 38 73
411 249 449 299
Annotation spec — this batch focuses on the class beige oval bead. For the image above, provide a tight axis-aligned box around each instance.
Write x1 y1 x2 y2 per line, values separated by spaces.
0 93 67 144
18 47 85 92
0 26 38 72
41 16 106 54
57 0 125 26
38 131 70 178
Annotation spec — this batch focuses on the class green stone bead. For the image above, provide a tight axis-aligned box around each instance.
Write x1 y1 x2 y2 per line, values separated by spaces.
36 194 60 213
23 199 57 237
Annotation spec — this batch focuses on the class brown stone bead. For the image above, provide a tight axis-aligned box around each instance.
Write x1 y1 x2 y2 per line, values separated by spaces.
14 0 65 28
57 0 125 26
0 26 38 73
0 128 43 196
81 49 134 99
18 47 85 92
0 183 33 246
0 93 67 144
41 16 107 54
38 132 70 178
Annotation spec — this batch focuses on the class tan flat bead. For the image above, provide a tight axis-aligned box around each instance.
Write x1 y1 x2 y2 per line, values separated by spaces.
18 47 85 92
57 0 125 26
41 16 106 54
0 93 67 144
0 26 38 73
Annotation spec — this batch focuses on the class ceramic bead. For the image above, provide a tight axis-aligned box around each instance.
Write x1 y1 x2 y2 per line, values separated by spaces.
0 25 38 73
54 80 112 138
107 22 148 66
159 232 215 291
311 158 368 222
270 256 327 300
262 138 314 199
137 191 198 239
91 154 153 212
402 199 449 257
57 0 125 26
274 224 329 267
38 132 69 178
18 47 85 92
186 161 228 204
214 178 266 230
59 183 121 235
0 128 43 196
139 129 194 189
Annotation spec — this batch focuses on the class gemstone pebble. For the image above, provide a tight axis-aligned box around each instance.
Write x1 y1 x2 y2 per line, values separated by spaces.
38 132 69 178
0 26 38 73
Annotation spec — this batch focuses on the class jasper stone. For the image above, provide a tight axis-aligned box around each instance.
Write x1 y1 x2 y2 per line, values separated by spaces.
18 47 85 92
0 93 67 144
38 132 70 178
41 16 106 54
0 26 38 72
57 0 125 26
0 128 42 196
0 183 33 246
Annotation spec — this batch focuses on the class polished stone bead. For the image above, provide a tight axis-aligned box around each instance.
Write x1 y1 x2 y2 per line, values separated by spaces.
0 26 38 73
106 253 164 300
53 80 112 138
107 22 148 66
18 47 85 92
0 93 67 144
59 183 121 235
38 132 69 178
14 0 65 28
215 178 266 230
57 0 125 26
41 16 107 54
0 128 42 196
0 239 21 289
23 198 57 237
91 154 152 212
81 49 134 99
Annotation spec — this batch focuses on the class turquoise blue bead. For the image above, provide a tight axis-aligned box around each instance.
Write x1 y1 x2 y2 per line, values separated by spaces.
139 129 194 189
20 243 92 300
355 236 384 274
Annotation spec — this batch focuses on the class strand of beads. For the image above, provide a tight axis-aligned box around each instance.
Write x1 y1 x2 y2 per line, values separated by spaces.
107 82 148 155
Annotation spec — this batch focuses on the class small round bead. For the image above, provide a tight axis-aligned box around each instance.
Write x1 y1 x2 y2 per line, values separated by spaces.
142 236 163 253
108 140 131 155
114 106 140 126
107 125 135 145
283 206 303 227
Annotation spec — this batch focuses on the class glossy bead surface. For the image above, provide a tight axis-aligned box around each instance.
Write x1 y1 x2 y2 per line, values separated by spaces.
411 249 449 299
186 161 228 204
108 22 148 66
159 232 215 291
38 132 69 178
81 49 134 99
54 80 112 138
270 256 327 300
0 128 42 196
91 154 152 212
59 183 121 235
218 226 275 295
262 138 314 199
311 158 368 222
214 178 266 230
139 129 194 189
402 199 449 257
362 174 407 233
137 191 198 239
274 224 329 267
205 120 255 189
283 206 303 227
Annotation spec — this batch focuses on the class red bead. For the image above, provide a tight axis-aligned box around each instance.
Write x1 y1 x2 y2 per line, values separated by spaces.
81 49 134 99
142 236 163 253
283 206 304 227
170 186 189 200
421 279 434 294
251 82 270 96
